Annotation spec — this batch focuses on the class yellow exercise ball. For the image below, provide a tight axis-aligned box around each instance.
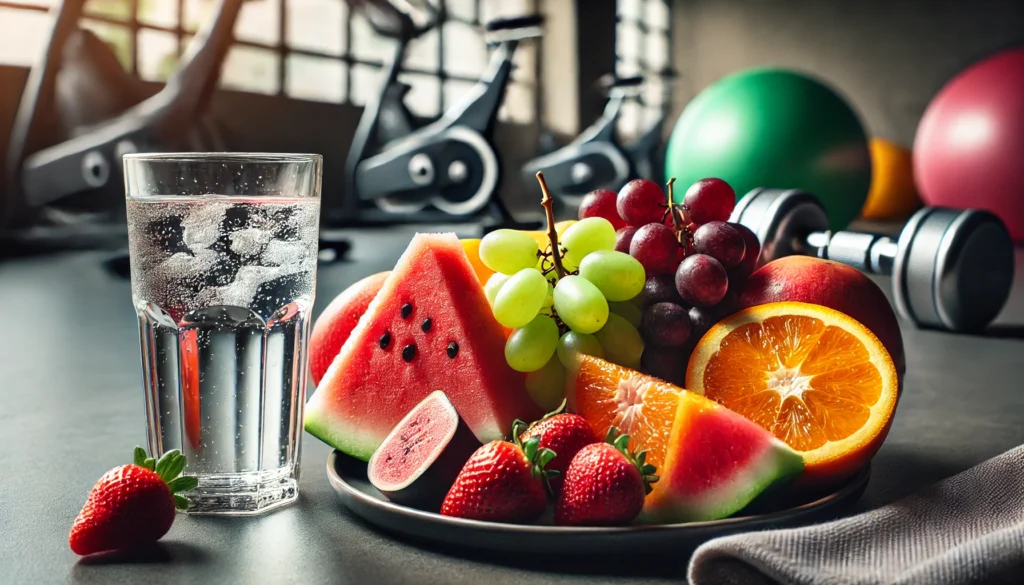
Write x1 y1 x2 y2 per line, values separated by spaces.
860 138 921 220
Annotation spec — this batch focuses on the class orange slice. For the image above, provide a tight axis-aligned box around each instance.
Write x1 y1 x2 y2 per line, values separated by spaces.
686 301 898 486
459 238 495 285
567 355 680 474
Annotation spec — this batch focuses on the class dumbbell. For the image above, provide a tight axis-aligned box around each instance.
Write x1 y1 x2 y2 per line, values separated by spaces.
731 188 1015 333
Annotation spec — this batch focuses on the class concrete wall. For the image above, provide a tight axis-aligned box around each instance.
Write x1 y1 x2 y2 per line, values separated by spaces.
670 0 1024 146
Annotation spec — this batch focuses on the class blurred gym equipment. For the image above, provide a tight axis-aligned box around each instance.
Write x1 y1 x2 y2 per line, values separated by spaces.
665 68 872 231
732 188 1014 333
860 138 920 221
2 0 241 253
338 0 542 229
521 74 665 209
914 47 1024 243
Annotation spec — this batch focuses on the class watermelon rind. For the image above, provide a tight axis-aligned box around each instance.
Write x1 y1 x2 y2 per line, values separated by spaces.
304 393 380 461
639 438 804 524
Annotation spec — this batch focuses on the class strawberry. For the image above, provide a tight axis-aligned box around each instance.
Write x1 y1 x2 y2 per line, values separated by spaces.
440 435 555 524
69 447 198 555
555 427 658 526
515 400 598 494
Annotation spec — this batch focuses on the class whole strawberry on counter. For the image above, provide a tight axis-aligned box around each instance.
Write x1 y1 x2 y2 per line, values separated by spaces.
69 447 198 556
556 427 658 526
515 400 598 494
440 435 555 524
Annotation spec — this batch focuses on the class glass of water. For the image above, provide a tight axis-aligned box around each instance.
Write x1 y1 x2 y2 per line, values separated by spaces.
123 153 321 515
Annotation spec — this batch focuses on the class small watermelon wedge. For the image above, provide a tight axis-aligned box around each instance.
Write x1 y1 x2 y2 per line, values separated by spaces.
305 234 542 461
642 391 805 523
567 355 803 524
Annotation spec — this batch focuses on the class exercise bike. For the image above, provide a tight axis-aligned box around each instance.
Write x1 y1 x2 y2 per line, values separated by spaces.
521 74 666 209
334 0 543 229
2 0 241 251
345 0 438 156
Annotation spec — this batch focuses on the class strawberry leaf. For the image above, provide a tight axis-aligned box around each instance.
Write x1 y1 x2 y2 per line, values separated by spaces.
511 419 530 442
537 448 557 469
142 458 156 471
155 450 180 479
173 494 190 510
537 399 568 423
523 436 540 462
167 475 199 494
133 446 147 467
604 426 619 444
613 433 630 454
158 453 187 483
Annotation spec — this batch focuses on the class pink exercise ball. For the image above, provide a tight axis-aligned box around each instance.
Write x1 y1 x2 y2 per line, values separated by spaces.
914 48 1024 242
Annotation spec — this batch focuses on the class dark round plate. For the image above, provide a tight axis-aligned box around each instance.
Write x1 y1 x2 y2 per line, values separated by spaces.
327 451 870 555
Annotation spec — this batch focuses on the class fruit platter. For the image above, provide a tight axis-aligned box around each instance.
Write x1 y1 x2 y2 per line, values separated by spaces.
304 174 901 554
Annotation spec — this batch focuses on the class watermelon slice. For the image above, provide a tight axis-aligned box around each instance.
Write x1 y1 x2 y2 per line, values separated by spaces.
305 233 542 460
568 355 803 524
641 392 805 523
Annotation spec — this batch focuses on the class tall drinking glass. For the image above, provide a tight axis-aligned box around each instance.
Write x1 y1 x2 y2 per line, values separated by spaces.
123 153 322 515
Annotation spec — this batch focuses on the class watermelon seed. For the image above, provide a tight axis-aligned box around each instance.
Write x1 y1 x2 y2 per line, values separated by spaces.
379 332 391 349
402 344 417 362
421 318 432 333
401 303 413 319
446 341 459 359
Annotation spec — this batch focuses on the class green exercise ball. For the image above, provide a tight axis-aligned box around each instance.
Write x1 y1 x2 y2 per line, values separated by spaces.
666 68 872 230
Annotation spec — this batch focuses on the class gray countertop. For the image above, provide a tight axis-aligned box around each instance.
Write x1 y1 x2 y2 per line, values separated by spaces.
3 228 1024 585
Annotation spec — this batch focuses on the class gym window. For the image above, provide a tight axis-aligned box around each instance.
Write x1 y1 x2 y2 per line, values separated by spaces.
615 0 672 140
0 0 538 123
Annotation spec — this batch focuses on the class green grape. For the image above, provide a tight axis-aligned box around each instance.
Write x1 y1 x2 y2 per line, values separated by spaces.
505 315 559 372
608 301 643 329
556 331 605 369
578 250 645 302
525 355 567 412
492 268 548 328
553 275 609 334
594 313 645 369
561 217 616 270
484 272 510 306
479 229 540 275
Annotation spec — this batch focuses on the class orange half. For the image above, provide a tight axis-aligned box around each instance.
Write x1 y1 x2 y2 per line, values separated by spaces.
685 301 899 486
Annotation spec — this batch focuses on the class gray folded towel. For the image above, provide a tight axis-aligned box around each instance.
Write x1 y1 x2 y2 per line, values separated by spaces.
689 445 1024 585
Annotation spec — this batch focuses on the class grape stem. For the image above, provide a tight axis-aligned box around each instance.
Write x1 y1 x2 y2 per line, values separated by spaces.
535 172 567 279
665 178 688 247
663 179 688 251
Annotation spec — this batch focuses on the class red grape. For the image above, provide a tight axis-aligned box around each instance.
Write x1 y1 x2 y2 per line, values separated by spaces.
617 179 666 226
640 302 692 348
687 306 716 342
687 290 739 339
640 346 689 386
579 189 627 230
727 222 761 282
683 178 736 225
640 274 684 308
614 226 638 253
692 221 746 267
630 223 682 275
675 254 728 307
